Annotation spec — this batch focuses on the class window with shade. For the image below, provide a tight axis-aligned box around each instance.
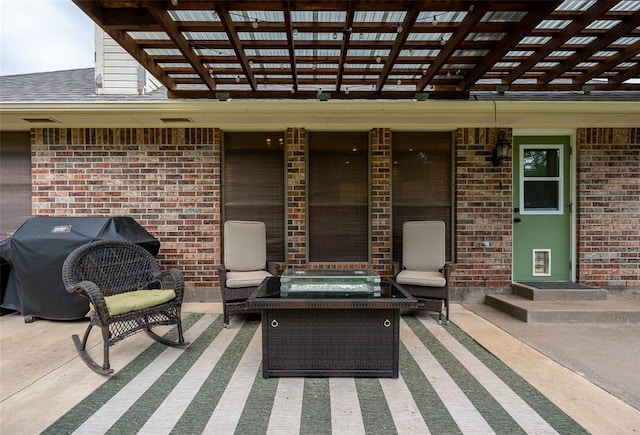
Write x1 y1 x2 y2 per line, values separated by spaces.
0 132 32 238
392 132 453 262
223 132 285 262
308 132 369 262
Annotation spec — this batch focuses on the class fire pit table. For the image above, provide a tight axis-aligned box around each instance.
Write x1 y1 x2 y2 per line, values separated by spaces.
247 269 417 378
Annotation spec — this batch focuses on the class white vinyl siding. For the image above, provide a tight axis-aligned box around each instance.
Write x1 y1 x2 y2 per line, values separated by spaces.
95 27 160 95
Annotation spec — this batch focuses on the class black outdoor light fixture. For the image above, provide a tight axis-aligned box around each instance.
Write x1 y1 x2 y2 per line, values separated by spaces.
491 100 510 166
492 130 510 166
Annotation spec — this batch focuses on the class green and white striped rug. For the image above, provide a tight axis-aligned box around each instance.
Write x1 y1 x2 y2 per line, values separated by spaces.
44 313 587 434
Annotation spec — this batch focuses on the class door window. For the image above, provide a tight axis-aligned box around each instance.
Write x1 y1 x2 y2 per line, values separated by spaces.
520 146 563 214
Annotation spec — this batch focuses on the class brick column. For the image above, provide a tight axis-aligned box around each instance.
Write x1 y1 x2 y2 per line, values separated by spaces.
286 127 307 266
371 128 392 275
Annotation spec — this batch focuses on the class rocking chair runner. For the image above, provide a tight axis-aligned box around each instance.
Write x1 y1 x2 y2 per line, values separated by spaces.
62 240 189 375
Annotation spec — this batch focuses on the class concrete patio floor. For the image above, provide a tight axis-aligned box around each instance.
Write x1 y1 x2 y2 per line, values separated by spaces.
1 303 639 434
464 301 640 411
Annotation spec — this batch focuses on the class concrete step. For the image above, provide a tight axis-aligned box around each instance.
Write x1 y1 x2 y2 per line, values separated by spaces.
485 294 640 323
513 282 608 301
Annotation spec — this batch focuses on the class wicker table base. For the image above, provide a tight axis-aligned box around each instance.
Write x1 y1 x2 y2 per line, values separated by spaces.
248 276 416 378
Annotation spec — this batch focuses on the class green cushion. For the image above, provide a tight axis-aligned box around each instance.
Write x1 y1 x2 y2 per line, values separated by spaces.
96 289 176 316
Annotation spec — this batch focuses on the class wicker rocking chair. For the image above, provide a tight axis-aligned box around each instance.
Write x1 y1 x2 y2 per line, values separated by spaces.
62 240 189 375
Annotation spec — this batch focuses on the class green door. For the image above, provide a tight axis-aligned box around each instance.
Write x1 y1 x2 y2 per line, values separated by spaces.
513 136 572 281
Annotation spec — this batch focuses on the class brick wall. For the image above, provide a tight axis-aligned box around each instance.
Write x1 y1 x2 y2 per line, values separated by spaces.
454 128 513 288
30 126 514 295
577 128 640 289
31 128 221 291
285 127 307 266
370 128 393 275
30 126 639 296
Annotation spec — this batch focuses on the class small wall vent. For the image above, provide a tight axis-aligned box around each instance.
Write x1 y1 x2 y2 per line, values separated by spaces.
22 118 59 124
160 118 193 123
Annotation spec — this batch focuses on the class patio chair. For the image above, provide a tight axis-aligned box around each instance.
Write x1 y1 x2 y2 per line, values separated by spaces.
62 240 189 375
218 220 279 328
393 220 452 324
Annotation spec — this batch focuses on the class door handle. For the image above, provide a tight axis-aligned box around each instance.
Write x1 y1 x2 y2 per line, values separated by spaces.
514 218 522 223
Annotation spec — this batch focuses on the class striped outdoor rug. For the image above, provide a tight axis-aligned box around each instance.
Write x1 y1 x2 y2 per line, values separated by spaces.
44 313 587 434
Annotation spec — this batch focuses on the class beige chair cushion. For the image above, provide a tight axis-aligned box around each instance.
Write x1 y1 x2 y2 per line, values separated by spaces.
93 289 177 316
224 220 267 272
396 270 446 287
226 270 272 288
403 221 446 271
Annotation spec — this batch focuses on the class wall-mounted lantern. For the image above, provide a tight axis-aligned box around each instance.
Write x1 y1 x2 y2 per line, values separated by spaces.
492 130 510 166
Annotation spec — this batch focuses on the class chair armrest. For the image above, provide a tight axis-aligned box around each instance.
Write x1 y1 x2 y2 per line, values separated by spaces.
267 261 286 276
217 266 228 290
443 263 453 280
392 261 402 278
160 269 185 302
67 280 110 324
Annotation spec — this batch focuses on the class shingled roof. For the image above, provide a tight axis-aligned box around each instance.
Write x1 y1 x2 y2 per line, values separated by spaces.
0 68 168 102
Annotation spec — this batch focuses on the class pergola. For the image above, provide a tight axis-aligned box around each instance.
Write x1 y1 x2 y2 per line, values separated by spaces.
73 0 640 100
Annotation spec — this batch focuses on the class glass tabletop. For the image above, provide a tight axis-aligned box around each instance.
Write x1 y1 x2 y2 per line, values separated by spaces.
280 268 381 297
253 276 414 300
281 268 380 279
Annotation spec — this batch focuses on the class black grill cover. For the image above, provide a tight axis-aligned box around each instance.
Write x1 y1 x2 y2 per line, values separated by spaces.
0 217 160 321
